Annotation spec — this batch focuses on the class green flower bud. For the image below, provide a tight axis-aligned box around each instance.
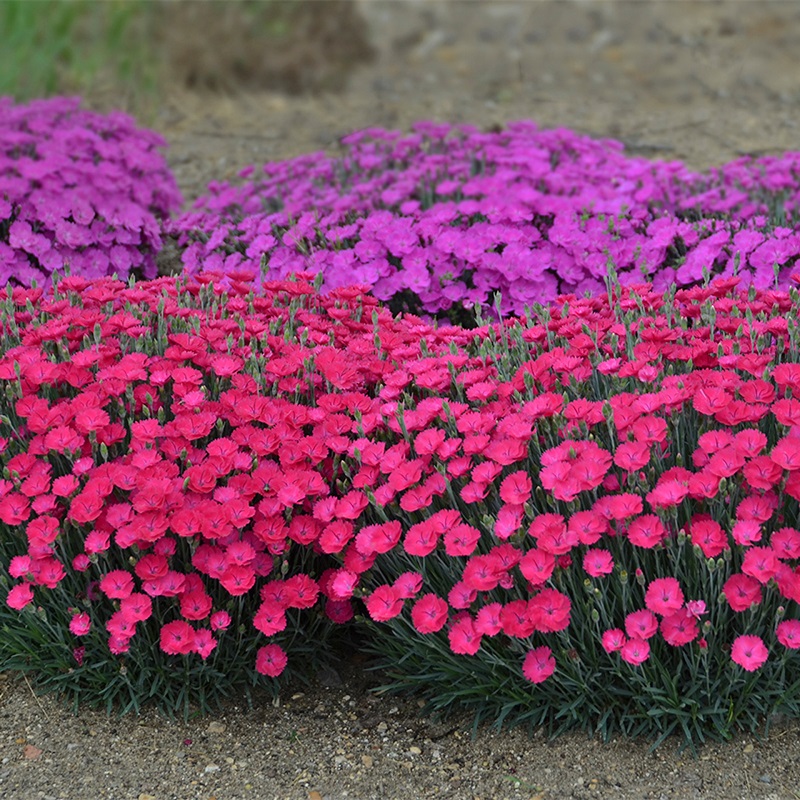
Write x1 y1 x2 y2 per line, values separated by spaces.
619 570 628 584
591 608 600 623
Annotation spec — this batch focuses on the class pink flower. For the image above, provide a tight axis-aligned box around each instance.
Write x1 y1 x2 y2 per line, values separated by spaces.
723 573 763 612
776 620 800 649
120 593 153 623
583 548 614 578
253 601 287 636
660 608 699 647
194 629 217 660
529 588 571 633
474 603 503 636
522 646 556 684
180 590 213 621
330 569 359 600
447 580 477 610
8 555 32 579
499 471 533 505
626 514 667 549
99 569 135 600
448 615 483 655
731 520 762 547
443 523 482 557
365 585 404 622
620 637 650 666
255 643 288 677
689 516 728 557
69 612 91 636
644 577 684 617
159 620 196 656
731 634 769 671
392 572 422 600
325 599 354 624
210 610 232 631
519 548 555 585
602 628 626 653
686 600 707 619
71 554 91 572
741 547 780 585
6 582 34 610
411 593 449 634
624 609 658 640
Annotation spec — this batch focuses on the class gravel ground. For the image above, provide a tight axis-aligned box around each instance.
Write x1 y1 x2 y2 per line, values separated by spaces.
5 2 800 798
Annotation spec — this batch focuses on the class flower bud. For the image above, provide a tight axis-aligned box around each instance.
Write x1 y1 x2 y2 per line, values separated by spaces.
707 558 716 572
619 570 628 584
591 608 600 623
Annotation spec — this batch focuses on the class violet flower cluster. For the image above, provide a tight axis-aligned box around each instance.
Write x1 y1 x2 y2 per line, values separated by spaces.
171 121 800 319
0 97 182 289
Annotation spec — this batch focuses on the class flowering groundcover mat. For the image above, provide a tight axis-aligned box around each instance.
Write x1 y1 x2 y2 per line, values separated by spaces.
3 98 800 751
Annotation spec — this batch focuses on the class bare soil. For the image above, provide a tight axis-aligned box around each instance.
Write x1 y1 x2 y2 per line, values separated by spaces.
4 2 800 799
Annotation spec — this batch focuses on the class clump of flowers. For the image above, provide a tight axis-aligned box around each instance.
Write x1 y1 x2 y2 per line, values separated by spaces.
0 96 182 289
336 265 800 749
1 259 800 747
170 121 800 322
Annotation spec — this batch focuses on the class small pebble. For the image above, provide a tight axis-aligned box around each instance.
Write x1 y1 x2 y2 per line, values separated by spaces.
207 722 226 734
204 763 220 773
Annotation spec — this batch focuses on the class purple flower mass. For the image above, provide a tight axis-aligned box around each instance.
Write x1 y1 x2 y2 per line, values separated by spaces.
170 120 800 319
4 99 800 319
0 97 181 288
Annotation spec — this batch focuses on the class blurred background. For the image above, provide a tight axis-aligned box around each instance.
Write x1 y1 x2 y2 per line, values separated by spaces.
2 0 800 204
0 0 373 109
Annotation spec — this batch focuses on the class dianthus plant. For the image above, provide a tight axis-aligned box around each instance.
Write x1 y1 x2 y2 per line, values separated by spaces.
0 96 181 290
324 265 800 750
171 121 800 322
4 263 800 748
0 269 395 716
